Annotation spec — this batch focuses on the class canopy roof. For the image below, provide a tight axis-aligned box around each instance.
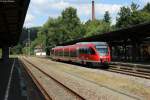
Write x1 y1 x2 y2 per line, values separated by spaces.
59 22 150 46
0 0 30 47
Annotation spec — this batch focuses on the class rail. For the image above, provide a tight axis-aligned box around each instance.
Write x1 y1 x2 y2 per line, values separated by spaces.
108 64 150 79
19 57 85 100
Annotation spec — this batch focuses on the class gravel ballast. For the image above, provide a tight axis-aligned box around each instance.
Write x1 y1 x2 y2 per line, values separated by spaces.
22 57 150 100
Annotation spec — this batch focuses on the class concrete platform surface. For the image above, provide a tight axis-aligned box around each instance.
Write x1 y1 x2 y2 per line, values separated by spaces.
0 58 26 100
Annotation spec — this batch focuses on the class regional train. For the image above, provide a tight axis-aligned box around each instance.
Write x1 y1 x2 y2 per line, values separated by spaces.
50 42 111 68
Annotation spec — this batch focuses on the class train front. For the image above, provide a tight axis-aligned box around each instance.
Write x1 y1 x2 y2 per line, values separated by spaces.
95 44 111 65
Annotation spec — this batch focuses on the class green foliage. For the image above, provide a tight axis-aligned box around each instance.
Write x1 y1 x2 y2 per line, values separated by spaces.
143 3 150 12
10 44 23 54
19 2 150 55
116 2 150 29
103 11 111 23
32 7 85 55
22 47 30 55
84 20 111 37
10 27 40 55
20 27 40 45
116 6 131 28
130 2 139 12
61 7 84 40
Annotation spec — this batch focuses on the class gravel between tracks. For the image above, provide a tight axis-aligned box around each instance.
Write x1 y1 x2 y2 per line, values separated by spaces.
20 56 148 100
22 58 82 100
31 57 150 100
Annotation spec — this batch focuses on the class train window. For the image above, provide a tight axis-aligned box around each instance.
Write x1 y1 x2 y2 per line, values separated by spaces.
73 51 77 57
55 51 58 56
89 48 95 55
70 50 77 57
61 51 63 56
83 48 86 54
64 51 68 56
81 48 84 54
56 51 58 56
96 47 108 56
59 51 63 56
70 51 73 57
79 47 89 54
79 47 87 54
79 48 83 54
59 51 60 56
81 48 85 54
79 48 81 54
58 51 60 56
84 48 88 54
82 48 85 54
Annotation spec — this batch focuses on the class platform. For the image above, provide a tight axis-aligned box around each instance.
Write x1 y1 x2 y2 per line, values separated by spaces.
0 58 25 100
0 58 44 100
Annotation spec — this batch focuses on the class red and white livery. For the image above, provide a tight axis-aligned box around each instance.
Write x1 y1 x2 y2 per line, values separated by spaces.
50 42 111 68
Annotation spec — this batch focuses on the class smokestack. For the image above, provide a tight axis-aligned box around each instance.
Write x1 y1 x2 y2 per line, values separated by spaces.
92 0 95 20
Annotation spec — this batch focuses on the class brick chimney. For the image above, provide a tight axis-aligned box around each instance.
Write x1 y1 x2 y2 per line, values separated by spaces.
92 0 95 20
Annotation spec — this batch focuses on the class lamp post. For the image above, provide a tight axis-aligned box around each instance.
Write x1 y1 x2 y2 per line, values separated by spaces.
45 30 48 55
28 28 31 56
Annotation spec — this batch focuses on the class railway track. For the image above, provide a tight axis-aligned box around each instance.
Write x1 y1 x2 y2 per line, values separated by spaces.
19 57 85 100
18 57 150 100
18 59 52 100
47 57 150 79
38 57 150 79
25 57 146 100
108 65 150 79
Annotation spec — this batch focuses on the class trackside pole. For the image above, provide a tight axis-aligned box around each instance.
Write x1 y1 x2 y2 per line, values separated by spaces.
2 46 9 64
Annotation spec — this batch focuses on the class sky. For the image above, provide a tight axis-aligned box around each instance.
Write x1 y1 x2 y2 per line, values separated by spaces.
24 0 150 27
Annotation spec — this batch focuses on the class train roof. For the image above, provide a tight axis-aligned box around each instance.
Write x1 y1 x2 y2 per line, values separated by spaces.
76 42 107 45
52 42 108 50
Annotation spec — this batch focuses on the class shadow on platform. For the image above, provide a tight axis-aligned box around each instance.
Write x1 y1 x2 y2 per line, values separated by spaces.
0 58 26 100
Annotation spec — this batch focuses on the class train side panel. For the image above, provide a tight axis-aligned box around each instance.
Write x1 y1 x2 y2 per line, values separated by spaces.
50 42 111 68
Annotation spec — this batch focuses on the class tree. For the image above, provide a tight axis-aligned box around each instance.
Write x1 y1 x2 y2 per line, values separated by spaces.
32 7 114 55
116 6 131 28
130 2 139 12
103 11 111 23
116 2 150 29
61 7 84 40
33 7 85 55
84 19 111 37
19 27 40 45
143 3 150 12
10 44 23 54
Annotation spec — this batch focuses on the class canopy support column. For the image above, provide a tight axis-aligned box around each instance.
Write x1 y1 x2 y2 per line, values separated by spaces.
2 46 9 63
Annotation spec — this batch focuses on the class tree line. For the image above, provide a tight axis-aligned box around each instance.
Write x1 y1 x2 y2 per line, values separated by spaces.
11 2 150 55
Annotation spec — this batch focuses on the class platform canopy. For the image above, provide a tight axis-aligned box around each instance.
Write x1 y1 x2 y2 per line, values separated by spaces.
0 0 30 47
59 22 150 46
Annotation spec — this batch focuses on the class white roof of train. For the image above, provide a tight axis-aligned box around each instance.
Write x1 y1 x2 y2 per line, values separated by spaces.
76 42 107 45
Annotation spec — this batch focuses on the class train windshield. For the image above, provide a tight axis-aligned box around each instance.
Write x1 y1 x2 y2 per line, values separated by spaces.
96 46 108 56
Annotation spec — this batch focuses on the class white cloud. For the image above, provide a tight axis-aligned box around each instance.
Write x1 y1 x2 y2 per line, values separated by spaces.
141 0 150 4
137 0 150 7
24 14 35 27
50 1 70 10
73 3 122 19
24 0 122 27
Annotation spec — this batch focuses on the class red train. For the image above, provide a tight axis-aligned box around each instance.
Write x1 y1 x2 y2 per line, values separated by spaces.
50 42 111 68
